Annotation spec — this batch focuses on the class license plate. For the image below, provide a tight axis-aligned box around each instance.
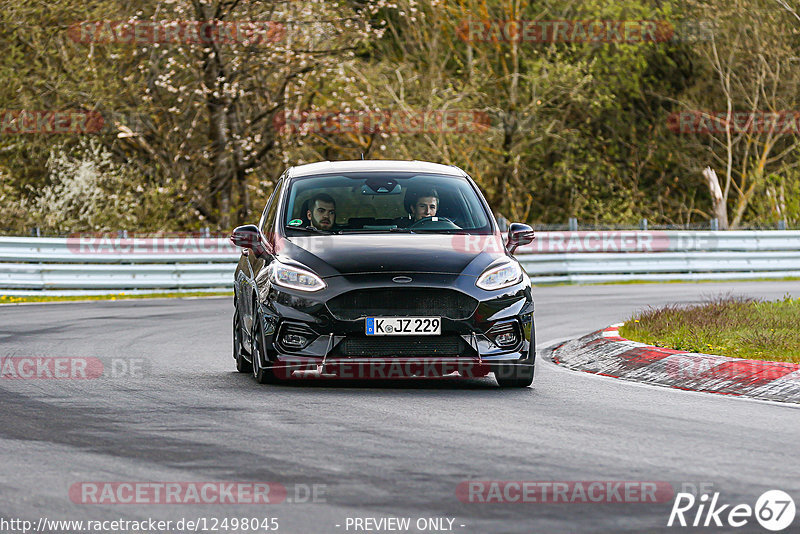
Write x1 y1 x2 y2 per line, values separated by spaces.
365 317 441 336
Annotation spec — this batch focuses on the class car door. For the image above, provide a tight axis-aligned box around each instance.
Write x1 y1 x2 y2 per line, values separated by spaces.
235 201 269 345
243 176 286 347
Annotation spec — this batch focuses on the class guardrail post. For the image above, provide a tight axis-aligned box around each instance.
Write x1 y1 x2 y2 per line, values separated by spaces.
30 227 40 237
710 218 719 231
778 220 787 230
640 218 648 230
568 218 578 231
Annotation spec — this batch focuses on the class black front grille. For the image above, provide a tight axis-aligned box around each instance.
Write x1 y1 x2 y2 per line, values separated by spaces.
327 289 478 321
335 335 469 357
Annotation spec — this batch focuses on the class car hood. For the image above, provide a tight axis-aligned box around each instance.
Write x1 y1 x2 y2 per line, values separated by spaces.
276 233 509 278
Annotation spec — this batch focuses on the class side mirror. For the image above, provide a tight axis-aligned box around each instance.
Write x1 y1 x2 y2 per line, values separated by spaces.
506 223 535 254
231 224 266 255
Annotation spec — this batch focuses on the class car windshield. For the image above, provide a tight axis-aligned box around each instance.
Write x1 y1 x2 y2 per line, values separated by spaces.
283 172 492 235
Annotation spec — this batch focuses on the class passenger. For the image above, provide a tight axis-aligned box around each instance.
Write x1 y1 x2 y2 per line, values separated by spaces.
306 193 336 231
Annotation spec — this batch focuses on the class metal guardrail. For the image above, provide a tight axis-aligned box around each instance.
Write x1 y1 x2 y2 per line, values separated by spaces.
0 236 238 263
514 230 800 253
518 252 800 284
0 236 238 295
0 231 798 295
514 230 800 283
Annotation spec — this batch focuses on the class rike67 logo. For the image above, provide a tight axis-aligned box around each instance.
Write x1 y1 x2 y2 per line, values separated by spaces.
668 490 796 531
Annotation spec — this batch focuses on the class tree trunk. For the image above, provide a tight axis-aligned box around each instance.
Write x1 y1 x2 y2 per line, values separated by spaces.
227 104 250 225
203 49 233 230
703 167 729 229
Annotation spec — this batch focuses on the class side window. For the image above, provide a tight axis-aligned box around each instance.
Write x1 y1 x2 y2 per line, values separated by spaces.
259 178 284 234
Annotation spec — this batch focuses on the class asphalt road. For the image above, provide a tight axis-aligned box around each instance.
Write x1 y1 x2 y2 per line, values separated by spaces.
1 281 799 534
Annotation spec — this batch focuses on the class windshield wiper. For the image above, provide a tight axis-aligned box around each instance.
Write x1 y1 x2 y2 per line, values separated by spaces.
341 227 414 234
284 225 337 235
407 228 470 234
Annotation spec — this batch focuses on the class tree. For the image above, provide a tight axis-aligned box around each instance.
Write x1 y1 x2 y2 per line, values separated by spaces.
1 0 387 231
341 0 690 225
677 0 800 228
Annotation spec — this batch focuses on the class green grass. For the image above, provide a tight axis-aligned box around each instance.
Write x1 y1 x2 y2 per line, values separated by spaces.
0 291 232 304
619 295 800 363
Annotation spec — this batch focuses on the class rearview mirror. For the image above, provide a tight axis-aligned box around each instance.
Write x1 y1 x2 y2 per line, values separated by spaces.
506 223 535 254
231 224 266 255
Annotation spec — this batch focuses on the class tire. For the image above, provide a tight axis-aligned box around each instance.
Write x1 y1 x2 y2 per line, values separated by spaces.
234 307 252 373
493 363 534 388
251 310 279 384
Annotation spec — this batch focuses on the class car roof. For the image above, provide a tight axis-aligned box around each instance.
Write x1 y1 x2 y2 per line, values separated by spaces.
287 160 467 178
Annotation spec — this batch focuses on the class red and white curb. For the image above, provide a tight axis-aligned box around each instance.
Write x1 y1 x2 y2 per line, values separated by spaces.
549 324 800 403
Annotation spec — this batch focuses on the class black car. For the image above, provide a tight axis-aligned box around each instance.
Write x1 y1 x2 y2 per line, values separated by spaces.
230 160 536 387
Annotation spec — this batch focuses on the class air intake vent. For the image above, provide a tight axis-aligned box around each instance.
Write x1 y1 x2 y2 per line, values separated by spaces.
335 335 471 357
327 289 478 321
277 322 318 351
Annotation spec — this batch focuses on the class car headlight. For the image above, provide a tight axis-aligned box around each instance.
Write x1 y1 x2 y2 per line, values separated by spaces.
269 262 326 292
476 260 523 291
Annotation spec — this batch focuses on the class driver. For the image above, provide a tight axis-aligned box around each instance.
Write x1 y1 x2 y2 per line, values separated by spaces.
398 187 439 227
410 188 439 222
306 193 336 230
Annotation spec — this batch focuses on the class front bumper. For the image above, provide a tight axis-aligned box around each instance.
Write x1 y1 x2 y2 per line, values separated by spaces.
256 273 534 377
